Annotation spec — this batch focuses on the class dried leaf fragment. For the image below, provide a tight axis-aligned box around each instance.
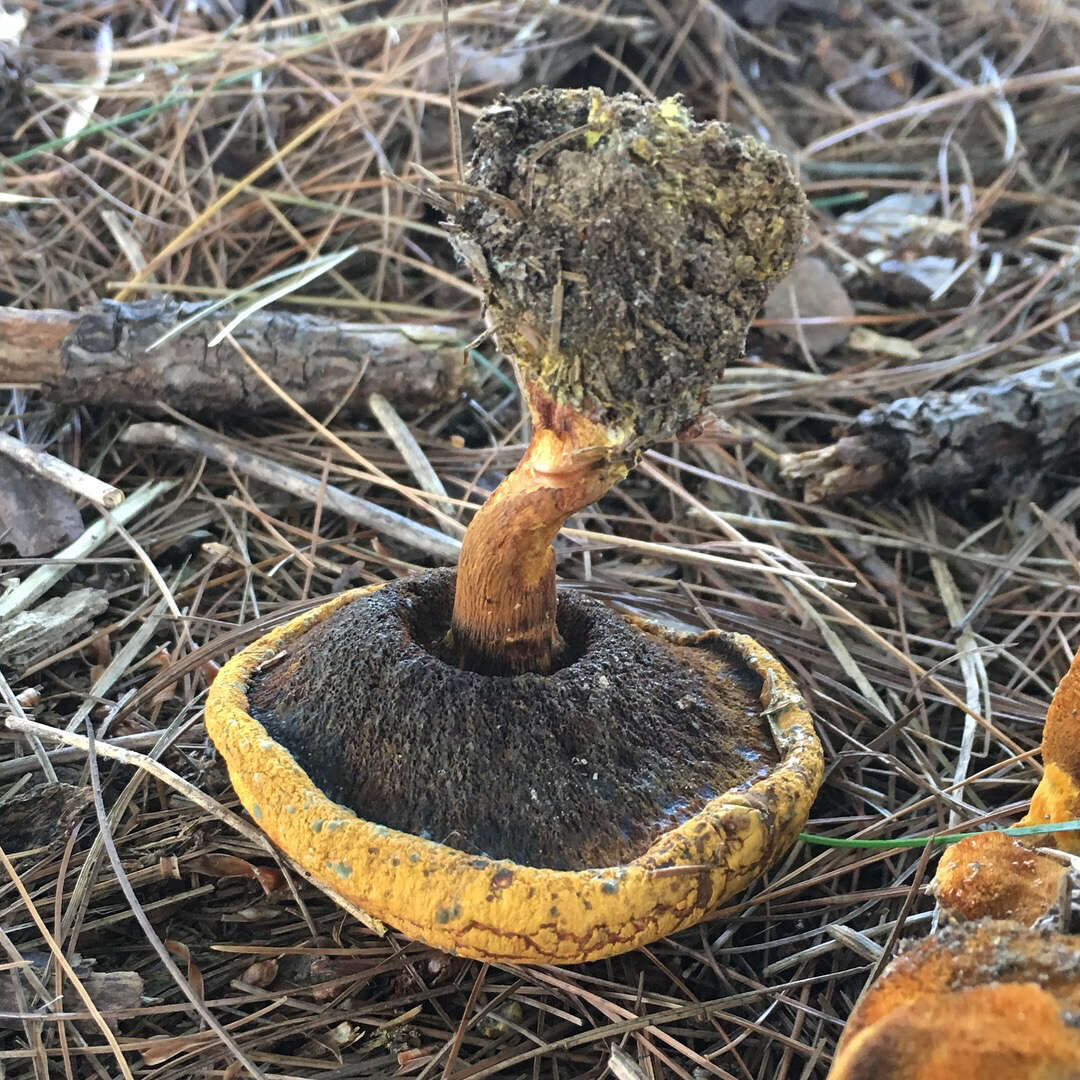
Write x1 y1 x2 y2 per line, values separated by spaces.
763 256 855 354
0 456 83 557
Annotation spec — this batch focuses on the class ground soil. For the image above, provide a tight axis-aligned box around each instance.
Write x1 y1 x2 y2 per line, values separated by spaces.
452 87 807 444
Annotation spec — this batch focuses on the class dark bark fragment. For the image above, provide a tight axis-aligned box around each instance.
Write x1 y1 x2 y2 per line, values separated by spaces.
0 781 92 851
0 588 109 667
780 357 1080 501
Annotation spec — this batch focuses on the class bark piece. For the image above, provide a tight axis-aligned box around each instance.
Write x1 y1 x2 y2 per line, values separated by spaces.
0 955 142 1029
0 307 78 383
780 356 1080 501
0 781 92 851
0 587 109 667
1 298 464 416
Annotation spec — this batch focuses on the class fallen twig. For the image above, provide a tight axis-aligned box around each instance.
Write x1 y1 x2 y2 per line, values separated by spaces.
368 391 454 515
0 297 465 416
0 431 123 509
120 421 461 561
0 308 79 381
0 730 163 782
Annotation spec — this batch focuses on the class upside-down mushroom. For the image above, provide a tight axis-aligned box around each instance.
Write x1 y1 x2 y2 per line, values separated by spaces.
205 88 822 964
829 645 1080 1078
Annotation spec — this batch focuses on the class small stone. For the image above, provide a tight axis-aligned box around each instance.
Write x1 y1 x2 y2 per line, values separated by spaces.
764 256 855 355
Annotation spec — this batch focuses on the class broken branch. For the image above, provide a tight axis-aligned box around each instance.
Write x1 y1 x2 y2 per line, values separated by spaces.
780 355 1080 502
0 430 123 509
0 297 465 416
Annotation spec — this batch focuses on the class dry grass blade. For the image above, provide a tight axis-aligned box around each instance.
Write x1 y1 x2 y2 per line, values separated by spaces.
368 391 456 519
0 846 135 1080
82 719 267 1078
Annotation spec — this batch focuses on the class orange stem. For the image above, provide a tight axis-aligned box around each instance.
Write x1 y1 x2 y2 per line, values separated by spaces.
448 421 626 675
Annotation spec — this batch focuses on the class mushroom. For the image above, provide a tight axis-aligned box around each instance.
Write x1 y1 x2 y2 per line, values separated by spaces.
829 921 1080 1080
1019 644 1080 853
931 644 1080 928
206 88 822 964
829 644 1080 1078
932 830 1066 926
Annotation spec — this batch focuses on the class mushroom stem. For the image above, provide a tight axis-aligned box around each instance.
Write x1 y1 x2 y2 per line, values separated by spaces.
447 404 627 676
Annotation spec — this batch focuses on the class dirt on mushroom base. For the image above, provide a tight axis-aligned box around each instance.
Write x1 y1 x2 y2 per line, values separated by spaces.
451 87 808 446
247 569 778 871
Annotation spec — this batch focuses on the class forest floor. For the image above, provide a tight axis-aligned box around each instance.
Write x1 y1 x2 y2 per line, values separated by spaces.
1 2 1079 1077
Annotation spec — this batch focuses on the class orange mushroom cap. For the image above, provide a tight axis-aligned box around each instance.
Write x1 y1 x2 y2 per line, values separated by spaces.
205 582 823 964
1021 646 1080 853
831 920 1080 1078
930 645 1080 927
830 982 1080 1080
933 831 1066 926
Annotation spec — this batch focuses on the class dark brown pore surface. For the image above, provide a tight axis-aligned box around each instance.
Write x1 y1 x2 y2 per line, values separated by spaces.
248 570 777 870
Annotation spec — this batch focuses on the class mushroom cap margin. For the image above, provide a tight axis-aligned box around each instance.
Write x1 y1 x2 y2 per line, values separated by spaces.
205 582 823 964
1020 645 1080 854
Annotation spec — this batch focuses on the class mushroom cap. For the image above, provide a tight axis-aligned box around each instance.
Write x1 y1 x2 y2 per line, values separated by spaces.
1021 646 1080 853
831 919 1080 1078
205 581 823 964
933 831 1066 925
829 981 1080 1080
452 87 807 447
